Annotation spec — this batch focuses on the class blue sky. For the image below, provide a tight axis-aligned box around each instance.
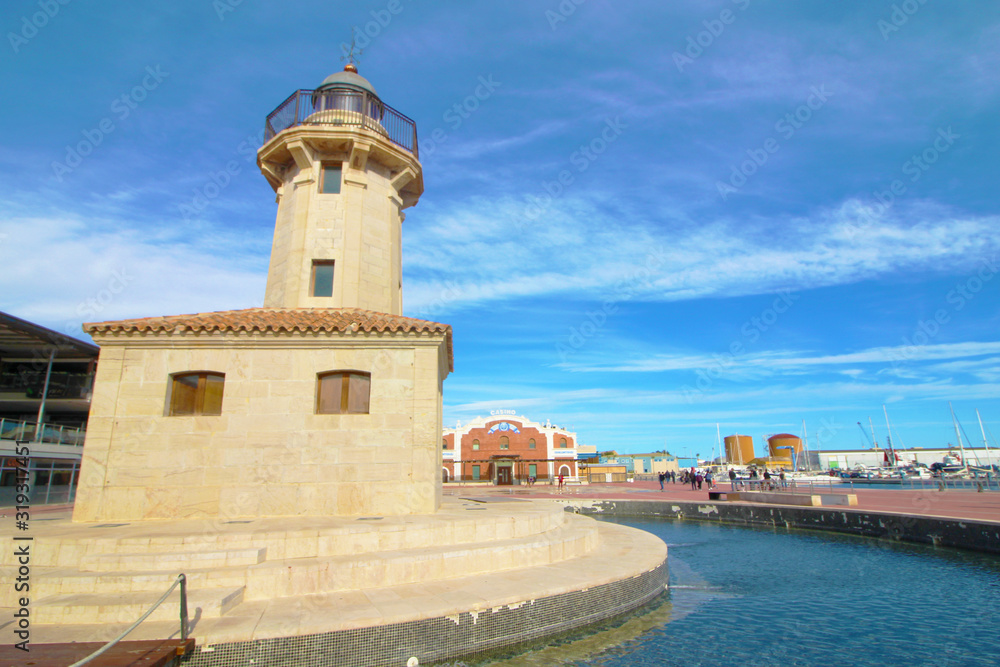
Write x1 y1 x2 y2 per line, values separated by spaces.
2 0 999 458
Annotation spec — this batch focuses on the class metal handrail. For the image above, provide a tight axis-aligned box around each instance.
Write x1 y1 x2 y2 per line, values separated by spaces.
0 417 86 447
69 573 189 667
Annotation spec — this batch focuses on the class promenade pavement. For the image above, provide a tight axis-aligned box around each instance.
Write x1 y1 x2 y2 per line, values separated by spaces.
444 479 1000 524
13 480 1000 524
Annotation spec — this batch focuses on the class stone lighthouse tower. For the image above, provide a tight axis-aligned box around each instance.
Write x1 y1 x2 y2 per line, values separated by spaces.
74 66 450 522
258 63 423 314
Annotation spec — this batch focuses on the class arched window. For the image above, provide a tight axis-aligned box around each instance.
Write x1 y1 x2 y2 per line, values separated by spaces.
168 372 224 416
559 464 571 477
443 438 449 450
500 436 509 450
560 438 567 448
472 439 480 451
317 371 371 414
529 438 536 449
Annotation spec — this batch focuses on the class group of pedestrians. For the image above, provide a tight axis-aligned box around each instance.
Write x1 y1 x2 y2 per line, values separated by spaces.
727 467 788 491
657 466 790 492
657 470 677 489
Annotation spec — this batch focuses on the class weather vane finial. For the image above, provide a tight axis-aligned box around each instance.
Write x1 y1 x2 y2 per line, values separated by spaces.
340 27 364 70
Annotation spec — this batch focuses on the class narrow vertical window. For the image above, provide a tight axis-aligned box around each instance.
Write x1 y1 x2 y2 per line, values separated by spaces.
472 439 480 451
560 438 567 448
320 163 342 194
311 260 335 297
168 372 224 416
500 436 509 450
529 464 537 478
317 371 371 414
529 438 536 450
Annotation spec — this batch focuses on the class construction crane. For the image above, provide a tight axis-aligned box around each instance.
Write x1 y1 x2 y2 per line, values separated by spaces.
857 421 873 448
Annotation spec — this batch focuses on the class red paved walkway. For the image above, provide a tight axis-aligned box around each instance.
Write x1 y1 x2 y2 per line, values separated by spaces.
446 479 1000 524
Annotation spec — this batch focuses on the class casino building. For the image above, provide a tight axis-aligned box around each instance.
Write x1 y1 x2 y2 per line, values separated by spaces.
442 412 579 484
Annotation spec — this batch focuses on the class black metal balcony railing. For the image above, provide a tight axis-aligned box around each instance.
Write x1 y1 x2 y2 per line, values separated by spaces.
264 89 418 158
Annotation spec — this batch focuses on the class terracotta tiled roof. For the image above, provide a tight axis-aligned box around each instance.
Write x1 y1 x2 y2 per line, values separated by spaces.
84 308 453 369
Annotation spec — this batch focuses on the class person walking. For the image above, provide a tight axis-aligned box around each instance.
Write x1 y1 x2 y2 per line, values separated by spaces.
659 472 665 491
729 467 738 491
689 470 697 490
705 469 714 489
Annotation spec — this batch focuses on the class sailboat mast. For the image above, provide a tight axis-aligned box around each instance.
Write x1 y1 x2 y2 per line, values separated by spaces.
977 409 993 472
801 419 808 472
949 402 969 473
716 423 723 466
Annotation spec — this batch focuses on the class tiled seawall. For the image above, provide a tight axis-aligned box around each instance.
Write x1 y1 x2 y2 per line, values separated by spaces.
565 499 1000 555
180 559 669 667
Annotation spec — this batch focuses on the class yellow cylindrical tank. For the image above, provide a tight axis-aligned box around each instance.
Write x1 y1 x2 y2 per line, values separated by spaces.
768 434 803 461
724 435 754 464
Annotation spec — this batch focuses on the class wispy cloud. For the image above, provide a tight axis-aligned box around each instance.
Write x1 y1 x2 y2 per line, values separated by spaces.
558 341 1000 374
0 213 267 337
404 195 1000 312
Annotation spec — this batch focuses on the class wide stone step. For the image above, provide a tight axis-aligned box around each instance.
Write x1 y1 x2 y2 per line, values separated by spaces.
29 518 599 601
79 546 267 572
34 585 245 624
241 517 600 599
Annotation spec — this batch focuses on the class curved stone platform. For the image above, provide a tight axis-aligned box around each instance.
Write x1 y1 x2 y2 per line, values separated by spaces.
0 498 667 665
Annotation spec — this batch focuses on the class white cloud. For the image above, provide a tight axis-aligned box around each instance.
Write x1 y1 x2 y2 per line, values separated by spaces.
559 341 1000 374
0 214 267 338
403 195 1000 312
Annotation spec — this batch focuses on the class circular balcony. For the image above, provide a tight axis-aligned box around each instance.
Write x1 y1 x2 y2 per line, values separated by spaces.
264 88 418 158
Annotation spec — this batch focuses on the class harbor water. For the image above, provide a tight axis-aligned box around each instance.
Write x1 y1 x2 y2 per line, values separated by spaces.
480 518 1000 666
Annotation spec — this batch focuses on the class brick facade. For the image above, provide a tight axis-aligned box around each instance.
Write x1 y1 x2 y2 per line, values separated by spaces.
442 415 578 485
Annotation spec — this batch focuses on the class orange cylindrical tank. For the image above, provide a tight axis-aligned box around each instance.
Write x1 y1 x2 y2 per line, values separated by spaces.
768 434 803 460
724 435 754 464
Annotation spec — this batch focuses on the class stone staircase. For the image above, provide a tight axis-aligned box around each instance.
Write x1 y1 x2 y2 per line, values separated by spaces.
2 498 608 638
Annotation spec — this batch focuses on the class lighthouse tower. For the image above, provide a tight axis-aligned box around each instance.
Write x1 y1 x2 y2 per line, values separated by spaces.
74 65 450 522
258 63 423 314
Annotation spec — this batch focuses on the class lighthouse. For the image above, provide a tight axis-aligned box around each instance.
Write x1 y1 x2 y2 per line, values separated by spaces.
74 65 450 522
